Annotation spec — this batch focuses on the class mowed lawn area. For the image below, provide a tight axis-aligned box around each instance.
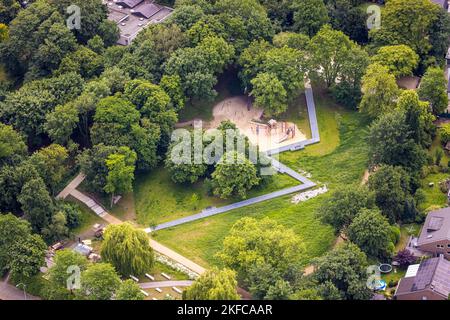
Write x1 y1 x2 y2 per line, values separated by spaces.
151 89 371 268
134 168 299 226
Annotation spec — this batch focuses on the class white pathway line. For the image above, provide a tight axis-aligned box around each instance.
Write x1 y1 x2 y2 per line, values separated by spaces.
148 87 321 232
139 280 194 289
56 173 86 200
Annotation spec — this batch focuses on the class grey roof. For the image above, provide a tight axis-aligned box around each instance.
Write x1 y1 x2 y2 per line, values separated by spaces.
417 207 450 246
396 256 450 298
116 0 144 8
132 3 162 19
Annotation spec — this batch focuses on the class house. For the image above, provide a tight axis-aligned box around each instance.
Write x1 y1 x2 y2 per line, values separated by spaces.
414 207 450 260
104 0 174 46
395 255 450 300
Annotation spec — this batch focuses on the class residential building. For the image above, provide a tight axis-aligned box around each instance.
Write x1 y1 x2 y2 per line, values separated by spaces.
105 0 174 45
395 255 450 300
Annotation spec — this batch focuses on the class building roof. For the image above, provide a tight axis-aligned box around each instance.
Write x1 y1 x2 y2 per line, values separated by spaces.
417 207 450 246
116 0 144 8
132 3 162 19
396 256 450 299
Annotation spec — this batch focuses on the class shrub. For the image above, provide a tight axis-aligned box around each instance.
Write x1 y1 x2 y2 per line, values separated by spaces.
440 124 450 144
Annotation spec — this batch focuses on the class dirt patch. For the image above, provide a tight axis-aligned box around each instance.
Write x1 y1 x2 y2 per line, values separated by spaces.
199 96 308 152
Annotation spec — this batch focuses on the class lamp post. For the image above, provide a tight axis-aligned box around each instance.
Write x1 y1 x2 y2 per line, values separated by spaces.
16 283 27 300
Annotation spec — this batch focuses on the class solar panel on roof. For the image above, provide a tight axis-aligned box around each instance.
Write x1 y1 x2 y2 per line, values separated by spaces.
412 258 439 291
428 217 444 231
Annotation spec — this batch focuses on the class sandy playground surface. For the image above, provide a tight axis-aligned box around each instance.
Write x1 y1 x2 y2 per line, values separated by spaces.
203 96 307 152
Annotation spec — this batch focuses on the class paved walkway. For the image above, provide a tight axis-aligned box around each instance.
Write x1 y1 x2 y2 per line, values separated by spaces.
147 86 320 232
56 173 85 200
0 273 40 300
55 180 206 275
139 280 193 289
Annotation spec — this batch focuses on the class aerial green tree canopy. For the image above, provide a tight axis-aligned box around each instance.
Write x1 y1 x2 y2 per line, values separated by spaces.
100 223 154 277
359 63 399 119
183 268 240 300
216 217 304 284
371 45 419 78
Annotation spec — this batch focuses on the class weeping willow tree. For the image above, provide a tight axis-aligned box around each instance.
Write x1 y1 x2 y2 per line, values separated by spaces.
100 223 154 276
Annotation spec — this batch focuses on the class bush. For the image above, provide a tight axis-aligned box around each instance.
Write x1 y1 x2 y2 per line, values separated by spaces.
390 225 401 244
440 124 450 144
434 148 444 166
388 279 398 288
414 188 426 206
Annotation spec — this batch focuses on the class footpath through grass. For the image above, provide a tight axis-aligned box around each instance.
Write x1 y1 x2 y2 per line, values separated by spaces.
152 91 370 268
134 168 299 227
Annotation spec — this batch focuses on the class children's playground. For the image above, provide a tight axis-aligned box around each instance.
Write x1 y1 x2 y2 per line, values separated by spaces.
206 96 307 152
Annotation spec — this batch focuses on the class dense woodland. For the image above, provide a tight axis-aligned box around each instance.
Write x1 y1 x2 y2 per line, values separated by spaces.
0 0 450 300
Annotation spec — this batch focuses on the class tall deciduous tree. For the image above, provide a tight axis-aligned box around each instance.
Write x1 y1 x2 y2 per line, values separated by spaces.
251 72 288 116
313 242 372 300
104 147 137 207
0 213 32 274
368 110 427 173
369 0 450 67
347 208 394 258
48 249 88 288
216 217 303 283
116 280 145 300
18 177 54 233
291 0 329 37
359 63 399 118
29 144 68 195
183 268 240 300
318 185 375 233
418 66 448 115
80 263 121 300
368 165 415 223
0 124 27 167
212 151 260 199
308 25 363 88
8 233 46 278
100 223 154 277
371 45 419 78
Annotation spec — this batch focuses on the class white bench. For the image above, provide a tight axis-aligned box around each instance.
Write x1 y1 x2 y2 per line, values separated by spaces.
155 288 162 293
145 273 155 281
172 287 182 294
140 290 149 297
129 275 139 282
161 272 171 280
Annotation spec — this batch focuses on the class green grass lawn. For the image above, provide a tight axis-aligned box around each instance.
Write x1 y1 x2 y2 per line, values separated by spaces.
152 90 370 268
418 172 449 212
68 198 104 236
134 167 299 227
139 261 190 282
396 223 421 252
